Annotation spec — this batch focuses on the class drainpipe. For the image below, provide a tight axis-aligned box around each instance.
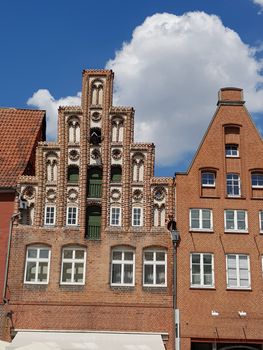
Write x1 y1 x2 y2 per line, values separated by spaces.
168 222 180 350
2 212 20 303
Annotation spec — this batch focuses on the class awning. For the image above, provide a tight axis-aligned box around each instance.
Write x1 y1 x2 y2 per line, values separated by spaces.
0 340 10 350
6 331 165 350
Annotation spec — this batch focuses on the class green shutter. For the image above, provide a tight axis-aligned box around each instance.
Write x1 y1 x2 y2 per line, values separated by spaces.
86 206 101 240
87 167 102 198
68 166 79 183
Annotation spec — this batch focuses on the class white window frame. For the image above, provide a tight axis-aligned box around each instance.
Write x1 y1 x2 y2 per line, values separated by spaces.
226 173 241 197
251 173 263 188
24 246 51 284
224 209 248 232
66 206 78 226
259 211 263 233
225 144 239 157
189 209 213 231
132 207 143 226
143 250 167 287
110 207 121 226
44 205 56 226
201 172 215 187
190 253 214 288
111 248 135 286
60 247 86 285
226 254 251 289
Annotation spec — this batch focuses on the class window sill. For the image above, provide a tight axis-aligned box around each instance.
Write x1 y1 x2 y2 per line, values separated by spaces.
224 230 248 234
226 196 245 199
226 287 251 291
226 156 240 159
110 285 135 291
202 185 215 188
143 286 167 293
189 229 214 233
190 286 215 290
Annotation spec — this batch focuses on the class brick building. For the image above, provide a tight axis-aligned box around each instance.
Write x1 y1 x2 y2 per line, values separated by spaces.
176 88 263 349
5 70 176 349
0 109 46 338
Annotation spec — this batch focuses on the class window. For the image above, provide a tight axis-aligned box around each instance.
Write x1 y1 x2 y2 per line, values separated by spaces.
190 253 214 288
252 173 263 188
225 144 239 157
61 248 86 285
132 207 143 226
111 248 135 286
44 205 56 225
24 246 51 284
226 254 250 289
68 165 79 183
259 211 263 233
226 173 241 197
143 250 167 287
190 209 212 231
110 207 121 226
224 210 247 232
66 207 78 226
201 172 215 187
110 165 122 182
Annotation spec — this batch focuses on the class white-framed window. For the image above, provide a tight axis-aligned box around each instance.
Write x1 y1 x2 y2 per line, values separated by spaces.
201 172 215 187
190 253 214 288
259 211 263 233
60 247 86 285
225 144 239 157
24 246 51 284
44 205 56 225
224 210 248 232
143 250 167 287
226 173 241 197
111 248 135 286
226 254 250 289
189 209 213 231
66 207 78 226
110 207 121 226
251 173 263 188
132 207 143 226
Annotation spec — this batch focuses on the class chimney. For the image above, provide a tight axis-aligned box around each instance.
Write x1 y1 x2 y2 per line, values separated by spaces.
217 87 244 106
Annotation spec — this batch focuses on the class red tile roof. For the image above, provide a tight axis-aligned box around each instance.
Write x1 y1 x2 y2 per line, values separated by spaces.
0 108 46 188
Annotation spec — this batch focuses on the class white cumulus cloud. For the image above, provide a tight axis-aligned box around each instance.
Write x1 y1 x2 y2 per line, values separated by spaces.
27 12 263 168
253 0 263 11
27 90 81 140
106 12 263 166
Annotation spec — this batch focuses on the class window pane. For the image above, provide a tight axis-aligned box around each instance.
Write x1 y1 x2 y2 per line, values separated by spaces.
38 262 48 282
192 254 200 264
64 250 73 259
192 275 201 285
156 252 165 261
26 262 36 281
124 252 133 261
113 251 122 260
204 274 212 285
28 249 37 258
39 249 49 259
74 263 84 283
144 252 154 261
144 265 153 284
75 250 84 259
62 262 72 282
124 264 133 284
156 265 165 284
112 264 121 283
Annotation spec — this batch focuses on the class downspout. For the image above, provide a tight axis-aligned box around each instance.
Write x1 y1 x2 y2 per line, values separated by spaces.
2 212 20 303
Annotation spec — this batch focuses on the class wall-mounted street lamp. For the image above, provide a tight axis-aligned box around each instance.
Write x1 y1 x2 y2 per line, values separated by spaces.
168 218 180 350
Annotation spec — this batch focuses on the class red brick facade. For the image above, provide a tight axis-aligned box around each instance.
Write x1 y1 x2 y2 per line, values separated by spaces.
6 70 175 349
176 88 263 349
0 109 45 338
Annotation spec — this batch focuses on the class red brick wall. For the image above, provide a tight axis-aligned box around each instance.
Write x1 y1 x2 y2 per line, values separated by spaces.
176 91 263 349
0 192 15 299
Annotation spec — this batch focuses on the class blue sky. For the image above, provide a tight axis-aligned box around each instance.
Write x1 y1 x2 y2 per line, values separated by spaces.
0 0 263 176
